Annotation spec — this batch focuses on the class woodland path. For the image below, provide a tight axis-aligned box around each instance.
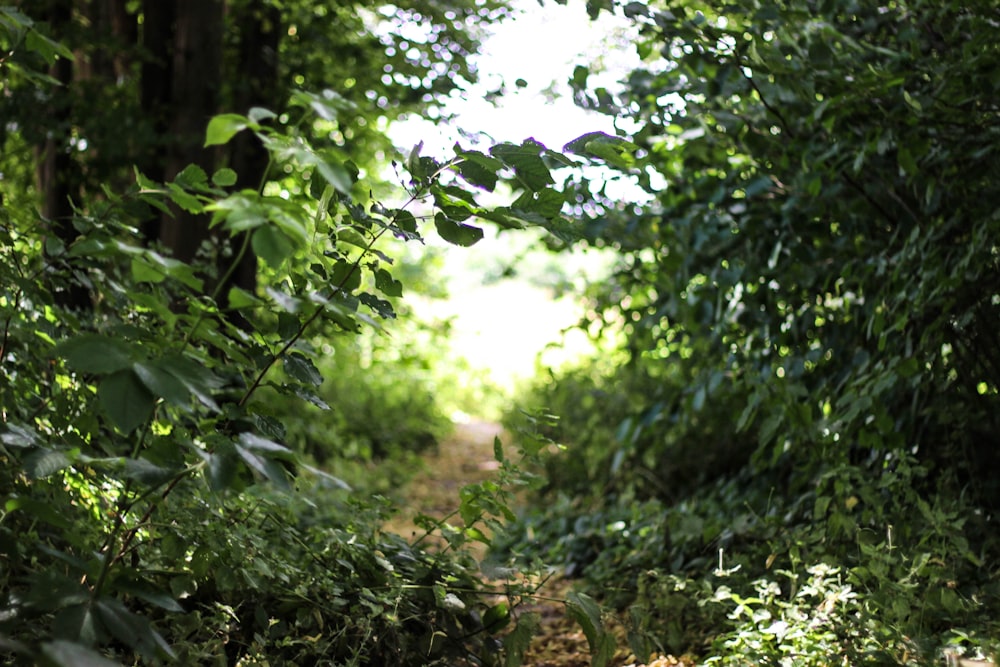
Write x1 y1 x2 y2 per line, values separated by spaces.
384 419 693 667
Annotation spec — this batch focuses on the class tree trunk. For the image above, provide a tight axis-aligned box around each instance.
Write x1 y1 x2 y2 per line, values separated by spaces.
138 0 176 242
223 0 282 304
159 0 225 265
35 0 90 310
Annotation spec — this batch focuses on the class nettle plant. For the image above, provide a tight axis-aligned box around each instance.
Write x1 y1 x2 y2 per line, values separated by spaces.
0 72 633 663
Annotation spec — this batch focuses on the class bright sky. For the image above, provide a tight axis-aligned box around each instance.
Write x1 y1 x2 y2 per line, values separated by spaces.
390 0 637 396
392 0 639 154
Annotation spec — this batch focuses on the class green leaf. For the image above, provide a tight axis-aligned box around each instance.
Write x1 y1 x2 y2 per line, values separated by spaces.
503 611 540 667
204 113 253 147
359 292 396 319
490 140 554 191
94 598 175 661
408 141 425 181
157 353 223 411
174 164 208 189
114 584 184 613
330 260 362 292
205 444 239 491
292 386 331 410
284 353 323 387
563 131 638 169
166 183 204 213
56 334 138 375
207 192 268 231
236 443 291 489
211 167 238 187
123 458 175 486
434 212 484 247
455 148 502 191
24 28 75 64
39 640 121 667
512 187 565 219
252 225 295 268
52 601 99 646
237 432 295 459
227 285 263 310
483 601 511 632
315 155 354 195
566 592 616 667
1 423 40 448
117 244 203 289
4 497 72 530
374 268 403 297
133 361 192 407
130 257 166 284
97 370 156 433
248 106 276 123
626 606 654 664
23 448 72 479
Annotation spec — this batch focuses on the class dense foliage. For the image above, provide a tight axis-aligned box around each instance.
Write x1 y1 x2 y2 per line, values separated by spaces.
8 0 1000 664
0 5 605 665
506 0 1000 663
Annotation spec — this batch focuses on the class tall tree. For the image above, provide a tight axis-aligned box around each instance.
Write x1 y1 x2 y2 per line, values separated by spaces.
6 0 506 303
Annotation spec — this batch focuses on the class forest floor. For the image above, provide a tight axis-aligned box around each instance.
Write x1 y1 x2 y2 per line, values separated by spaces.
383 418 696 667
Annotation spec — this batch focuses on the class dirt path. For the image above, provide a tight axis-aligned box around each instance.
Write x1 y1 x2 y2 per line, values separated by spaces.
384 419 693 667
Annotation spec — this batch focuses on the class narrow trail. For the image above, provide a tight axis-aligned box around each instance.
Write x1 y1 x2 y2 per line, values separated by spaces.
384 419 693 667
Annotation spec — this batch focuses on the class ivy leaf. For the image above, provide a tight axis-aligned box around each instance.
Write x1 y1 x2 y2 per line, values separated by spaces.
97 370 156 433
434 212 484 247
